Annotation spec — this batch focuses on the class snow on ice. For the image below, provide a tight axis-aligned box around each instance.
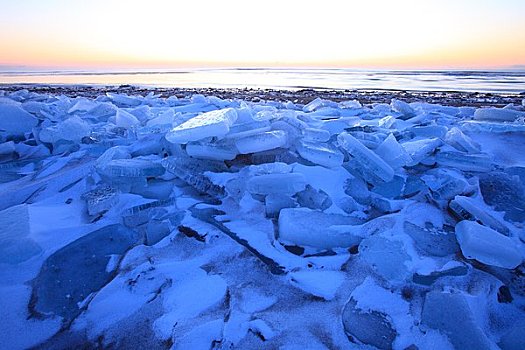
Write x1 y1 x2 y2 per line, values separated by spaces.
0 88 525 349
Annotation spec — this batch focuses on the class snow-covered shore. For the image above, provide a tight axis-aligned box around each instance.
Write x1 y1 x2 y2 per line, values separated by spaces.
1 87 525 349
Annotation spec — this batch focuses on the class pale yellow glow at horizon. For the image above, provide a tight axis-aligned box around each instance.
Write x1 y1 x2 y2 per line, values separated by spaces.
1 0 524 70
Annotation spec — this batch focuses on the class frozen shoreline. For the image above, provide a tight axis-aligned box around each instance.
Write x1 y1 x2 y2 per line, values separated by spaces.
1 83 524 107
1 87 524 349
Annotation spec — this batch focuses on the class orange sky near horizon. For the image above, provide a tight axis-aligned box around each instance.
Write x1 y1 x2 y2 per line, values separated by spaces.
1 0 524 70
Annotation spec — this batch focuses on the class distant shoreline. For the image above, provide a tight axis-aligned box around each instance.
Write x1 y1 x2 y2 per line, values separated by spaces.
1 84 523 107
1 68 524 95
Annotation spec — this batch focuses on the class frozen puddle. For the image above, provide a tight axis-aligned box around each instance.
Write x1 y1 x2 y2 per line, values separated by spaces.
1 90 525 349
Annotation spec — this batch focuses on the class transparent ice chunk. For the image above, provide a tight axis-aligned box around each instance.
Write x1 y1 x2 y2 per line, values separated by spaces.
339 99 362 109
162 156 227 198
278 207 363 249
165 108 238 144
338 132 394 184
302 127 330 142
404 222 459 257
374 134 412 169
82 186 119 216
247 173 306 195
0 204 41 264
479 172 525 222
372 176 405 199
95 146 131 170
403 175 427 198
460 120 525 134
122 200 176 227
106 92 142 107
128 134 164 157
360 235 411 281
338 196 360 214
455 220 522 269
30 224 140 321
0 104 38 137
131 179 174 200
89 101 118 119
449 195 510 235
146 109 178 127
391 98 416 119
296 141 344 168
252 149 299 165
377 115 396 129
412 264 468 286
295 185 332 211
342 299 396 349
444 127 480 153
349 131 383 149
421 169 468 201
435 151 493 172
264 194 297 218
0 141 16 162
68 98 98 114
272 115 308 142
321 117 361 135
371 197 407 213
145 220 171 245
409 125 448 139
235 130 287 154
474 107 525 122
303 97 338 113
97 158 165 178
225 120 271 139
422 291 493 350
344 176 371 205
39 116 91 144
402 138 442 166
186 140 238 161
115 109 140 128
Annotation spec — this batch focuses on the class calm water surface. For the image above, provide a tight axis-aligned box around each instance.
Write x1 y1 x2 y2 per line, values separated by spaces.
1 68 524 93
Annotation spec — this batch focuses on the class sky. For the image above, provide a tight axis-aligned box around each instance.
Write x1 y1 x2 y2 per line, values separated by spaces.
0 0 524 70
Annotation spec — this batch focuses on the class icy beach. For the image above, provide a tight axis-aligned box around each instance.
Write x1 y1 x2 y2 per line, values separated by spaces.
1 86 525 350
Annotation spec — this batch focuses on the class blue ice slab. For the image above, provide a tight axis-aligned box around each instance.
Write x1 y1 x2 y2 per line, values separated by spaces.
474 107 525 122
404 222 459 257
295 185 332 211
422 168 468 201
449 195 510 235
30 224 141 321
455 220 522 269
97 158 165 178
435 151 493 172
444 127 480 153
338 132 394 184
162 156 227 198
296 141 344 168
422 291 493 350
247 173 306 196
479 172 525 222
0 104 38 137
82 186 118 216
165 108 238 144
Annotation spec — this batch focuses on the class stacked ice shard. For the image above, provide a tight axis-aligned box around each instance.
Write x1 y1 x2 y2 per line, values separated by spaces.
0 88 524 350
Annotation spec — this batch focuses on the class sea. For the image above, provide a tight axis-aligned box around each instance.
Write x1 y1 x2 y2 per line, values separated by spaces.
1 68 524 94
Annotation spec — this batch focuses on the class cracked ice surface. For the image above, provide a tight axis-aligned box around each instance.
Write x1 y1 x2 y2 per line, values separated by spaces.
1 88 525 350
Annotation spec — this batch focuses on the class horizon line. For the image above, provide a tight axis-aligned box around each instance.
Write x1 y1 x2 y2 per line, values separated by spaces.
2 65 525 74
